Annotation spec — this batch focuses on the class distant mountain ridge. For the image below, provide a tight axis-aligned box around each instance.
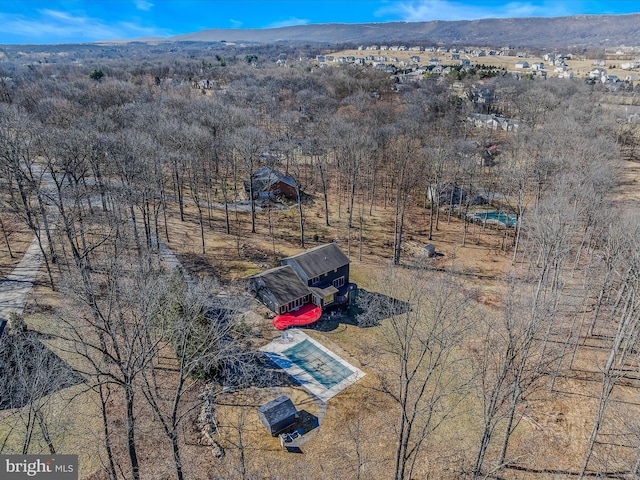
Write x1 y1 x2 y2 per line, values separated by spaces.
167 14 640 48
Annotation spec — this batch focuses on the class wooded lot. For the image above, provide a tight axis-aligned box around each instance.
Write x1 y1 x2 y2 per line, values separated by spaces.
1 42 640 479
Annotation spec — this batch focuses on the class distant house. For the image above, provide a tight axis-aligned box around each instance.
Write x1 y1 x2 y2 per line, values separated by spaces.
244 166 299 201
315 55 325 63
258 396 298 436
195 79 215 90
467 113 519 132
621 61 640 70
515 61 529 69
248 243 357 316
427 182 487 206
558 71 574 79
531 62 544 71
472 88 496 105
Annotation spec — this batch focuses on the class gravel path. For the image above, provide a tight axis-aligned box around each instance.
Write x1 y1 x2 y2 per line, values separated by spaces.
0 234 45 321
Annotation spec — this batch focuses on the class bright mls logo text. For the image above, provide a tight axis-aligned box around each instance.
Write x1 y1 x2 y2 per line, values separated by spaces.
2 455 78 479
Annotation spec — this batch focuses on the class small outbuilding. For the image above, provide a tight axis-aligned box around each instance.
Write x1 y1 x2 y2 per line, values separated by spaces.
421 244 436 257
257 395 298 436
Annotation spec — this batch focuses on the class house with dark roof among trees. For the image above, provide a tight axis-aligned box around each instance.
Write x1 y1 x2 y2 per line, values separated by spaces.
244 166 299 201
248 243 357 329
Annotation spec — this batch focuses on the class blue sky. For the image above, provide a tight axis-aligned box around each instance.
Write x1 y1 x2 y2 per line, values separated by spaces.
0 0 638 44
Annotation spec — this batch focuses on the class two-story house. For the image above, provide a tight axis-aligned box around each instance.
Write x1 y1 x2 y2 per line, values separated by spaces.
280 243 356 309
248 243 357 329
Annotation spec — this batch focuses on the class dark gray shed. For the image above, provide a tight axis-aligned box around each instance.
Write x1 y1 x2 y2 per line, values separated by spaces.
257 395 298 436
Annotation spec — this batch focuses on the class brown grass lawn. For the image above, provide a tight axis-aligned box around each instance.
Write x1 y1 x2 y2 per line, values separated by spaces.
0 210 38 280
1 184 518 479
4 138 640 478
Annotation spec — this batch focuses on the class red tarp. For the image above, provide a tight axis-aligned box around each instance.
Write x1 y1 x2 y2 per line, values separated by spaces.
273 303 322 330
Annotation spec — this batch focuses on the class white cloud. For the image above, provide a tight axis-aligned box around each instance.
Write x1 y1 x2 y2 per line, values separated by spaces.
229 19 243 28
134 0 154 11
377 0 570 21
0 9 168 42
267 17 310 28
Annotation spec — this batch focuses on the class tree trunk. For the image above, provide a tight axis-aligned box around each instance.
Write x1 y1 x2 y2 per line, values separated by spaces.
99 383 118 480
297 187 304 248
0 214 14 258
125 384 140 480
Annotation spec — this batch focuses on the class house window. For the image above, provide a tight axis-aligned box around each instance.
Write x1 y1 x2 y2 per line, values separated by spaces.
287 297 306 311
310 276 320 285
333 276 345 288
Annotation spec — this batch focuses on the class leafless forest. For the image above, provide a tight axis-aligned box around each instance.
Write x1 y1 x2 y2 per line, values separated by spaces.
2 42 640 479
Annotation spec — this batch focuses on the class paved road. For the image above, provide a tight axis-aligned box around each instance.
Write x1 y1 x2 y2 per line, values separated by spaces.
0 235 45 322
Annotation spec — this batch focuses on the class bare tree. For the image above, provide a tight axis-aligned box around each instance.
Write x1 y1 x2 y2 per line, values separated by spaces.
365 268 474 480
140 271 254 480
232 125 267 234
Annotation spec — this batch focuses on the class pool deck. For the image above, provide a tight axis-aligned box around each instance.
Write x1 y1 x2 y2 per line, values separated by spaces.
260 329 365 403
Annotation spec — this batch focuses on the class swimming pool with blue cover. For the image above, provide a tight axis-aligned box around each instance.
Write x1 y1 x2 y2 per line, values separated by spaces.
470 211 516 227
282 339 354 389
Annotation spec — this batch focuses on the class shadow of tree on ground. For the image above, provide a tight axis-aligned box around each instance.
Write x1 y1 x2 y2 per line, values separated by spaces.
311 288 410 332
0 331 84 410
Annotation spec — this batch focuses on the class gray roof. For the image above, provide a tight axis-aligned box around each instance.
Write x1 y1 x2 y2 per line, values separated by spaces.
310 284 339 298
283 243 350 279
251 265 310 306
258 395 297 427
251 166 298 191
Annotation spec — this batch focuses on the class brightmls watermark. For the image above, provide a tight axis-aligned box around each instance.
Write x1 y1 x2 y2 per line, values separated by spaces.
1 455 77 479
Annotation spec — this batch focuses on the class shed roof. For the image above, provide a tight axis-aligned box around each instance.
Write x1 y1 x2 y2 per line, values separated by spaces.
250 265 310 306
257 395 297 427
283 243 350 279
